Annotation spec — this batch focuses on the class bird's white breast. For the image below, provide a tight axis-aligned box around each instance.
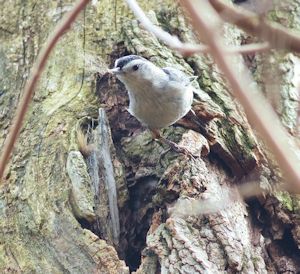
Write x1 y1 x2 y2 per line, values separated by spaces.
125 81 193 129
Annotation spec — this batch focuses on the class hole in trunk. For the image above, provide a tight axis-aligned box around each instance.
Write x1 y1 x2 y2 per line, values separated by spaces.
123 176 158 272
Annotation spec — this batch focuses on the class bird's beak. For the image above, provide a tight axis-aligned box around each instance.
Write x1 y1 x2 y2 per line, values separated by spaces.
108 67 121 74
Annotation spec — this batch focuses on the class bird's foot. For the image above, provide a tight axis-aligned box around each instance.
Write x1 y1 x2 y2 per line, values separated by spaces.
150 129 198 160
161 138 197 159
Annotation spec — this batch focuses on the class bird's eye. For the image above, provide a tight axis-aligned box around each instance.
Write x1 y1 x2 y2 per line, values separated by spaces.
132 65 139 71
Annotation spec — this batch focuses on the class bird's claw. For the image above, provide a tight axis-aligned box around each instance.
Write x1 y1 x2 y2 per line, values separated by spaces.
168 142 198 160
157 138 198 161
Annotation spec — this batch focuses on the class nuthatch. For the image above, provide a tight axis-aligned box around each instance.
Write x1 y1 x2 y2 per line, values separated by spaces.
109 55 196 156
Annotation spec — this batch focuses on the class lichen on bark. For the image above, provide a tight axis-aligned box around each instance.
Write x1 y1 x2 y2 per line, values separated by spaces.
1 0 300 273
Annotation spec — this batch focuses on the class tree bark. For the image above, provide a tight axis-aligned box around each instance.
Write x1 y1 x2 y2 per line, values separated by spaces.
0 1 300 273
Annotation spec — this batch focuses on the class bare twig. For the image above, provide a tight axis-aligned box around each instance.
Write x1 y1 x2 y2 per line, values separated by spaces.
179 0 300 192
170 182 270 217
230 42 269 54
0 0 90 180
175 43 270 56
125 0 270 56
209 0 300 53
181 42 270 55
125 0 182 48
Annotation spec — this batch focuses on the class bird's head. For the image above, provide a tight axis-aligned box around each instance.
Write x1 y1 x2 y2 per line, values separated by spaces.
109 55 166 86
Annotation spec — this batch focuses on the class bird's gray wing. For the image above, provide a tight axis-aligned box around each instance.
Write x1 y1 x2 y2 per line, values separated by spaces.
162 67 191 86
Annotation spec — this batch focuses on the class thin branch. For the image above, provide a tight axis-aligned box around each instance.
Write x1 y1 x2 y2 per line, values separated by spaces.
0 0 90 180
125 0 270 56
179 0 300 192
209 0 300 53
125 0 182 48
180 42 270 55
170 182 271 217
230 42 269 54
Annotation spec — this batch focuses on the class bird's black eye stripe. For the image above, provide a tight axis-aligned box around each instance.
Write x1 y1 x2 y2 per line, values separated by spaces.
115 55 144 69
132 64 139 71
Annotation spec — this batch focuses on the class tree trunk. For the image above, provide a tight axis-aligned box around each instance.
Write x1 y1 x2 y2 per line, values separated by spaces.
0 1 299 273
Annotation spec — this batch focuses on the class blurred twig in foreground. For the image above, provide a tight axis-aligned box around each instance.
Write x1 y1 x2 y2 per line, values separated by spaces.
0 0 90 180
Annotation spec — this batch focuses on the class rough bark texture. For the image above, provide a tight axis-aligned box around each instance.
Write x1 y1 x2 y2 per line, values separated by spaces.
0 0 300 273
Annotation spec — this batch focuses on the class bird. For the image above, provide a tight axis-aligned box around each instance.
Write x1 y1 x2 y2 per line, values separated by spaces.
109 55 196 156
